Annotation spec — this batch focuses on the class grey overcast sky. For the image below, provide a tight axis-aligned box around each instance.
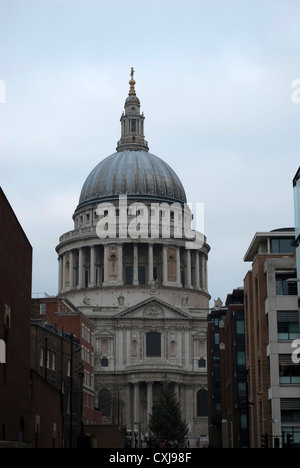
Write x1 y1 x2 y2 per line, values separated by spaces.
0 0 299 306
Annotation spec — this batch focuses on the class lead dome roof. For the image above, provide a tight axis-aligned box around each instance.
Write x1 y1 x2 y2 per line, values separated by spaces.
77 149 187 210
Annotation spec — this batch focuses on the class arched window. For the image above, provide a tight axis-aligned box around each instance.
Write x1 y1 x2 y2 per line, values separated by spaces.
98 389 112 417
146 332 161 357
197 389 208 417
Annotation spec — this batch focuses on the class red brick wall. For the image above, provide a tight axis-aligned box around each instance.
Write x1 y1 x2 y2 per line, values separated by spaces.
0 188 32 443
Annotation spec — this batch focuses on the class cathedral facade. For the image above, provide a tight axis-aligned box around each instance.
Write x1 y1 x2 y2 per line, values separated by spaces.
56 70 210 445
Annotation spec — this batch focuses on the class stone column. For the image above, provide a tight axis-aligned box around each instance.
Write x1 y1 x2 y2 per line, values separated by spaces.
185 385 193 429
78 248 84 289
103 244 109 285
185 249 192 288
148 243 153 284
174 383 180 403
162 244 168 286
62 254 67 290
176 246 181 286
200 253 204 289
118 244 123 285
58 255 63 293
133 244 139 285
125 383 132 431
195 251 200 290
69 250 74 289
203 255 207 291
89 245 96 287
147 381 153 428
133 382 140 425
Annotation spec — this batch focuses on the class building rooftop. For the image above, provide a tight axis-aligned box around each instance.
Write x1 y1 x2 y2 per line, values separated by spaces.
244 228 295 262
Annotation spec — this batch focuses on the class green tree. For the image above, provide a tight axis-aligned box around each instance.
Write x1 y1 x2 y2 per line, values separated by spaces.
148 381 189 445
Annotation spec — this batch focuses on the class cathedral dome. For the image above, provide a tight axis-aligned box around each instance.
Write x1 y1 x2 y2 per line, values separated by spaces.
76 68 187 211
77 149 187 210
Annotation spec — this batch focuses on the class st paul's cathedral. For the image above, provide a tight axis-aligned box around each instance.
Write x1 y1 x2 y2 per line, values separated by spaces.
56 69 210 445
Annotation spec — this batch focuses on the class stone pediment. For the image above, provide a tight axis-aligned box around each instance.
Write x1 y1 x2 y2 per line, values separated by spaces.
115 297 191 320
95 328 115 338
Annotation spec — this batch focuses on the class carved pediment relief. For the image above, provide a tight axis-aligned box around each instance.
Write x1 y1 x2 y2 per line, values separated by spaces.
115 298 191 320
143 304 164 317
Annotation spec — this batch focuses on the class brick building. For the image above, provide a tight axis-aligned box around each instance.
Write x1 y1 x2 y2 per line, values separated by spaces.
0 188 68 448
0 187 33 445
207 300 226 448
31 320 82 447
32 296 101 427
244 228 299 448
207 289 249 448
221 288 249 448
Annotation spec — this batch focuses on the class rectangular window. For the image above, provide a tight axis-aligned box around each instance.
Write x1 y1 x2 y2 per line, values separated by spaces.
146 332 161 357
276 274 298 296
236 319 245 335
238 381 247 398
40 303 46 315
52 352 56 371
271 238 295 254
131 119 136 132
279 355 300 384
240 413 248 430
277 311 300 340
237 351 246 366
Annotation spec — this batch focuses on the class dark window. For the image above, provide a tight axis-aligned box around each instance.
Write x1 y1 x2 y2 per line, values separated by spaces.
279 355 300 384
146 332 161 357
100 358 109 367
198 358 206 368
138 266 146 285
276 274 298 296
236 319 245 335
125 266 133 285
277 312 300 340
98 389 111 417
131 119 136 132
271 238 295 254
197 389 208 417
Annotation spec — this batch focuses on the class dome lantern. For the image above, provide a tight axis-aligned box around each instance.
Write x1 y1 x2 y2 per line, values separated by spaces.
116 68 149 152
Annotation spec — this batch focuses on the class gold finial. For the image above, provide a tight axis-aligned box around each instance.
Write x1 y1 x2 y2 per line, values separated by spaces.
129 67 136 95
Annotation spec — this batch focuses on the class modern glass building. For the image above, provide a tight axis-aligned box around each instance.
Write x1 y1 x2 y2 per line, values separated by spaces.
293 167 300 293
